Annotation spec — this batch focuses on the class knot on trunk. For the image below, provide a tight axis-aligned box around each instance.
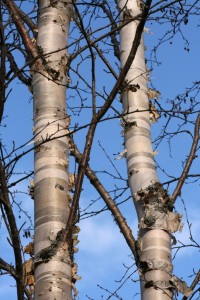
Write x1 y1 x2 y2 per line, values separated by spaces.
135 183 182 233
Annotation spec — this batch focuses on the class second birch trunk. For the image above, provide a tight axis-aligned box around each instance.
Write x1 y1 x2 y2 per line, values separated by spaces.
118 1 173 299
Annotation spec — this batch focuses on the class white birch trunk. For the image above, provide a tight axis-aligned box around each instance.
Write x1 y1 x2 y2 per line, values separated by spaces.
118 0 172 299
32 1 72 299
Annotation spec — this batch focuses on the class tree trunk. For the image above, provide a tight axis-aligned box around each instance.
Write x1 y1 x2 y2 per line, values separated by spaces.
33 1 72 299
118 1 173 299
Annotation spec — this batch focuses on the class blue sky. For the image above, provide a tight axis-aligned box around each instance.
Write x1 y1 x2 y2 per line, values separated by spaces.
0 2 200 300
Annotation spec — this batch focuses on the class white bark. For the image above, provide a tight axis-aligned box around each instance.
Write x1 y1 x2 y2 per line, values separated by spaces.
119 0 158 206
33 1 72 299
118 1 172 299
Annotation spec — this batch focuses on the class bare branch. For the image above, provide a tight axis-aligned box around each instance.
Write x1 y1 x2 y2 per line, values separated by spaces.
0 5 6 123
182 269 200 300
92 43 118 80
72 1 97 114
100 1 120 60
2 0 37 58
14 2 37 31
0 161 24 300
172 112 200 203
0 257 17 279
6 51 32 86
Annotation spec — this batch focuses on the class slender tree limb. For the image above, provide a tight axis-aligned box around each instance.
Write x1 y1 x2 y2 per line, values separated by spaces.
72 1 97 114
189 269 200 292
2 0 37 58
0 5 6 123
163 174 200 186
172 112 200 203
0 257 17 279
100 1 120 60
92 43 118 79
0 204 12 241
6 51 32 86
182 269 200 300
0 162 24 300
8 171 34 188
70 141 139 263
14 3 37 31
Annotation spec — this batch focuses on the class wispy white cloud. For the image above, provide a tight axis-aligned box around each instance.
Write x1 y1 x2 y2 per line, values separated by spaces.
75 214 139 299
78 212 138 258
79 217 126 255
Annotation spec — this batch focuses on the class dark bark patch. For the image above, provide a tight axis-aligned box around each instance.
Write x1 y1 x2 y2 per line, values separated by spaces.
35 229 65 263
135 183 182 233
55 183 64 191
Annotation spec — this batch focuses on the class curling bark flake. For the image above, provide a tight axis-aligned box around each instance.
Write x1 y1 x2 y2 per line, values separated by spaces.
118 0 173 299
32 1 72 299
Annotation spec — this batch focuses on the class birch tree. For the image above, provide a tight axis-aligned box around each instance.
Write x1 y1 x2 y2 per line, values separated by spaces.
0 1 199 300
118 0 190 299
32 1 72 300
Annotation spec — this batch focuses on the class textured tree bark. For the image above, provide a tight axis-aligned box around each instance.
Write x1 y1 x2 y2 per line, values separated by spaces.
32 1 72 299
118 0 172 299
